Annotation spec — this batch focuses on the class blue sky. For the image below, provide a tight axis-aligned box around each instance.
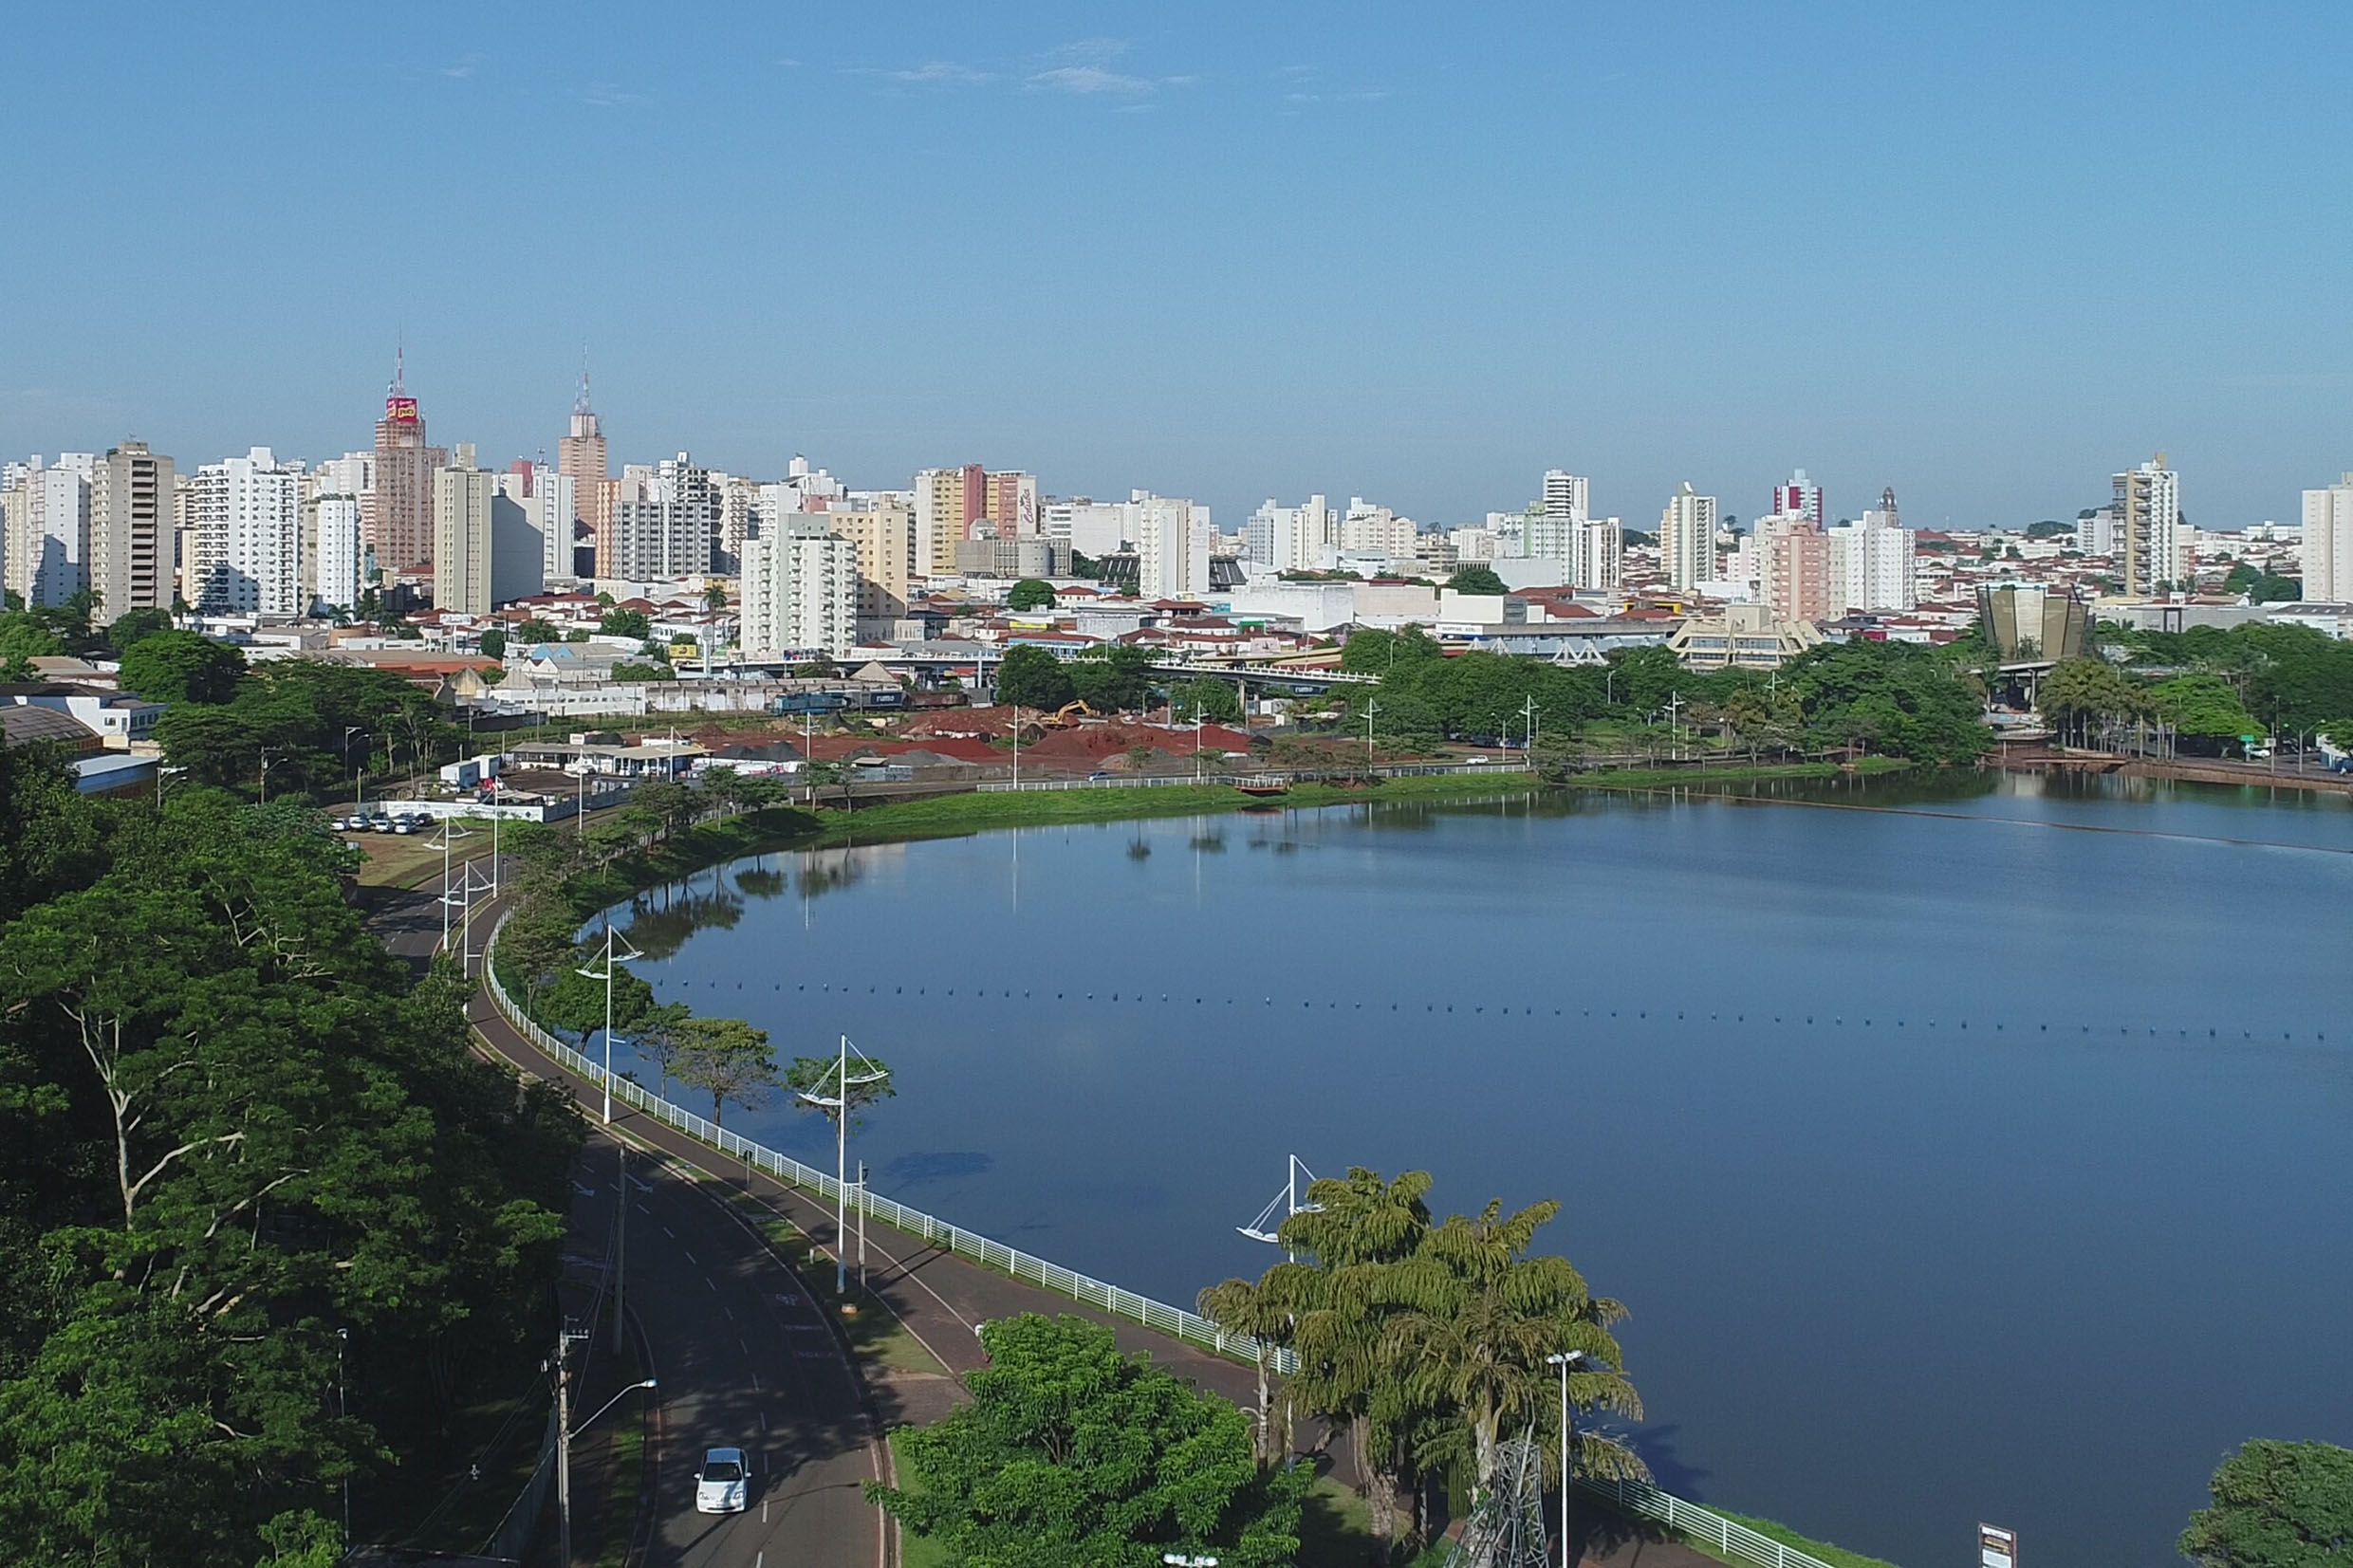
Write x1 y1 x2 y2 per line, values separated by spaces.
4 2 2348 530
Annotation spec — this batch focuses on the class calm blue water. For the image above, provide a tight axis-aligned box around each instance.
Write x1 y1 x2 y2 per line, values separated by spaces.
606 773 2353 1568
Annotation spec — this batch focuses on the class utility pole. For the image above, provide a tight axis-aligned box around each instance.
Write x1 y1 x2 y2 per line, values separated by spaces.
1522 694 1538 757
1664 692 1685 761
1195 701 1205 783
857 1158 867 1294
554 1326 576 1568
1364 698 1379 769
795 1036 888 1295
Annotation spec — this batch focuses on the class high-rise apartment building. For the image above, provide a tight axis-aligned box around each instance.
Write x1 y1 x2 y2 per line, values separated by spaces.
603 499 705 581
825 503 917 625
658 452 719 573
2114 453 2184 596
1046 497 1135 560
433 458 498 616
4 453 96 608
87 441 176 617
2302 474 2353 603
740 518 858 658
1756 513 1833 623
1243 495 1334 574
1771 469 1825 526
985 470 1038 538
1527 470 1589 562
1339 498 1417 558
1131 491 1214 599
528 467 577 582
1827 489 1916 613
561 372 610 569
1658 483 1719 590
314 495 364 612
369 355 440 573
192 448 304 616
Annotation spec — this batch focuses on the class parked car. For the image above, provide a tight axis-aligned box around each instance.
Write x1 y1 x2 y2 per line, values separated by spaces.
367 815 395 832
695 1447 749 1514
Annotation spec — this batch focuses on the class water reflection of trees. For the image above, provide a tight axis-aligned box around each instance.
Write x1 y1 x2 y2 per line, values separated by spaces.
622 866 746 958
795 846 868 898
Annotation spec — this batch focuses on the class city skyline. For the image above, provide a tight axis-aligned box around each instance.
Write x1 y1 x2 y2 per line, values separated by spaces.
4 5 2350 529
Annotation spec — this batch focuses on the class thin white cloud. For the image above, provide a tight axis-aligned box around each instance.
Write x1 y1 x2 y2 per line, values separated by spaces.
1028 65 1157 94
442 54 482 80
1044 37 1132 65
580 83 649 108
885 60 994 85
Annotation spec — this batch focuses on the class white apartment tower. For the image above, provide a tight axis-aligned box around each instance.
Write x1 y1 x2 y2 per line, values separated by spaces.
4 454 96 608
192 448 304 616
1827 488 1916 613
740 518 858 658
1131 491 1215 599
2114 453 2184 595
2300 474 2353 603
314 495 364 613
1243 495 1333 574
1658 483 1719 591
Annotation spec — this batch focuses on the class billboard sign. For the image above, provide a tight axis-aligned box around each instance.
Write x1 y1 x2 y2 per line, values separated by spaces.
1979 1524 2016 1568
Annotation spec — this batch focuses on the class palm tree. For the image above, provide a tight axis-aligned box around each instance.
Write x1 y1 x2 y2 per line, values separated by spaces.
1197 1275 1294 1467
1257 1168 1436 1546
1380 1198 1646 1499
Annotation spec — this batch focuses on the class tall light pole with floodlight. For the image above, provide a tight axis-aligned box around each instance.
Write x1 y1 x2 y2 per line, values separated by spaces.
577 921 644 1124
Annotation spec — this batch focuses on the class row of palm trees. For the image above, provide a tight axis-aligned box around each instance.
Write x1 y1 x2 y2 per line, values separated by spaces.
1198 1168 1646 1554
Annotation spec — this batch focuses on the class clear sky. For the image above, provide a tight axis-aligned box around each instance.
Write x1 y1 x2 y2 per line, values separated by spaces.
5 2 2349 531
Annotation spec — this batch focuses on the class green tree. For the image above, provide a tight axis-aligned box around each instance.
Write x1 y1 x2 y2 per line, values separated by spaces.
1006 578 1057 612
869 1314 1306 1568
1195 1276 1295 1467
2181 1440 2353 1568
2037 657 2146 747
1065 643 1158 712
673 1016 777 1129
104 606 175 652
477 628 507 659
1446 563 1509 596
995 644 1076 710
512 618 563 646
2150 673 2259 751
120 630 249 705
599 607 652 640
0 609 68 678
1381 1199 1645 1495
1169 677 1244 725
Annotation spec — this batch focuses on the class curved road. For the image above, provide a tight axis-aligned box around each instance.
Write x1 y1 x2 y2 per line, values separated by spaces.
374 867 890 1568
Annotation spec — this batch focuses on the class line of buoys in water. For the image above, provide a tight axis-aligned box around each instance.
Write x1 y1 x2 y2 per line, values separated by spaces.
674 977 2325 1042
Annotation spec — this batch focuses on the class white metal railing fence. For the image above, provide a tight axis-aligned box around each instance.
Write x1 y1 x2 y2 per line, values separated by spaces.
1575 1476 1845 1568
482 909 1297 1374
975 759 1535 793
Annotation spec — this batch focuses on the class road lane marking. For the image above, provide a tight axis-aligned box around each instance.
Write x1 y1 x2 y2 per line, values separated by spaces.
705 1277 717 1292
683 1249 697 1264
750 1372 759 1392
759 1410 769 1432
662 1226 675 1237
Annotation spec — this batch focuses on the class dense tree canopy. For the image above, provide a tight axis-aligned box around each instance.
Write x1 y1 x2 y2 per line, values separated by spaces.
871 1314 1306 1568
2181 1440 2353 1568
1445 564 1509 596
0 755 578 1565
119 630 248 706
1006 579 1057 612
995 645 1075 710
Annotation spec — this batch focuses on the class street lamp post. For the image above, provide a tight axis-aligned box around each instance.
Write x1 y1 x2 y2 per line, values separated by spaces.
1194 701 1205 784
1546 1350 1592 1568
794 1035 889 1295
432 822 473 951
1364 698 1379 769
343 726 364 808
156 763 187 808
258 746 282 805
577 921 644 1125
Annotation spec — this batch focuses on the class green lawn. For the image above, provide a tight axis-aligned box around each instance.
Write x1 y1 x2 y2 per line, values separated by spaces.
886 1430 952 1568
1696 1510 1906 1568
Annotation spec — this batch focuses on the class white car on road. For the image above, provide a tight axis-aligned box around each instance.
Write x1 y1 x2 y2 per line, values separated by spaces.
695 1447 749 1514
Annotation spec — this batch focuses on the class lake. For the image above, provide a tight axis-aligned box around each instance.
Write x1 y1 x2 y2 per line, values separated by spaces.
602 771 2353 1568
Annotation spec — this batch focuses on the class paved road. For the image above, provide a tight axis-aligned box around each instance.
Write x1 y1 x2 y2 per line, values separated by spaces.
570 1136 885 1568
373 867 889 1568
